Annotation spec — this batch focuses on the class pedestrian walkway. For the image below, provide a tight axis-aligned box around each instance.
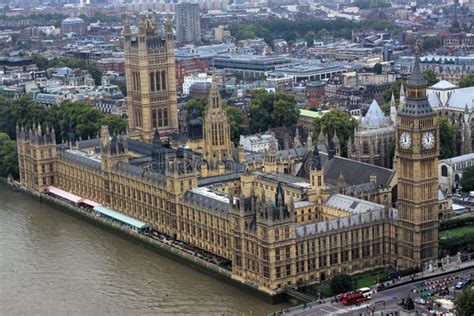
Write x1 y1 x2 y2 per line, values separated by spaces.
379 259 474 292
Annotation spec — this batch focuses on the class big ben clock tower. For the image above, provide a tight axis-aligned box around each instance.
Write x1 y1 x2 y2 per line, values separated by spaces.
396 43 439 269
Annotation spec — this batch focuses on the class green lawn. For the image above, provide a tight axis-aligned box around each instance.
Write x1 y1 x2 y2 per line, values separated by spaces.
353 269 390 288
439 226 474 239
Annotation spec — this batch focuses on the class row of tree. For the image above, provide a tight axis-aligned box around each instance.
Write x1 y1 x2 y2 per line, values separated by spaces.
229 18 399 47
0 96 127 142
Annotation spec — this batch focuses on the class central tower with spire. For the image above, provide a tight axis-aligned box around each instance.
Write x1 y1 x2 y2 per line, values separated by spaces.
202 76 232 164
396 42 439 269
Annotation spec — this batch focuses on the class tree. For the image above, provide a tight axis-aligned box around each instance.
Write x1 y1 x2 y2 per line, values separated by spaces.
225 105 246 144
185 97 208 122
423 69 438 87
460 166 474 192
403 297 415 310
249 90 299 134
459 73 474 88
382 81 404 104
455 287 474 316
330 273 353 294
373 63 383 75
99 114 127 135
47 100 104 141
304 31 316 48
0 95 48 140
313 109 358 156
0 133 18 179
439 117 457 159
423 37 442 51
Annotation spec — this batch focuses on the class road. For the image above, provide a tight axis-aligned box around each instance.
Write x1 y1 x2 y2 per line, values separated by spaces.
281 268 474 316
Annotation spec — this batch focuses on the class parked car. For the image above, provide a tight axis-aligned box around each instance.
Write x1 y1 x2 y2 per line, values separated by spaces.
455 279 473 290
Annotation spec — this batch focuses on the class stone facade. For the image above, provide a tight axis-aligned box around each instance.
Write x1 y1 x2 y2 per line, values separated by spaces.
124 16 179 143
16 52 440 296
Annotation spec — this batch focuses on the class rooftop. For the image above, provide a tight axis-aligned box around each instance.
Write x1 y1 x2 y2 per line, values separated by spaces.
325 193 385 214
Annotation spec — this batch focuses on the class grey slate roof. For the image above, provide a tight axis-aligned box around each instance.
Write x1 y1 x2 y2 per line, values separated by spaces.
61 150 101 170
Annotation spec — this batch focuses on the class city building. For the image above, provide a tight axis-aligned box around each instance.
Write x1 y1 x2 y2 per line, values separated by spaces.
183 73 212 95
175 58 209 91
123 16 179 142
60 17 86 36
427 80 474 155
439 153 474 192
239 134 278 153
16 50 440 296
349 99 396 168
175 3 201 44
213 55 292 79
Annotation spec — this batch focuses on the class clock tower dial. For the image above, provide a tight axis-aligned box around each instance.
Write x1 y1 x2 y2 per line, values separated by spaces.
399 132 412 149
396 43 439 270
422 132 435 149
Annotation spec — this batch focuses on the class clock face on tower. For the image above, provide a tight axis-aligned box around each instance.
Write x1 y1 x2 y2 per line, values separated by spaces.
422 132 435 149
399 132 412 150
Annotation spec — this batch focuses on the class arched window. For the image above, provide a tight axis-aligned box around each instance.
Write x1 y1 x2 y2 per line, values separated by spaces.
161 71 166 90
156 72 161 91
152 109 157 128
441 165 448 177
158 109 162 127
163 108 168 127
150 72 155 92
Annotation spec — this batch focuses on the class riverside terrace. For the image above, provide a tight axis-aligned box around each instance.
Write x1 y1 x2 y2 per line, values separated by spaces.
44 185 232 269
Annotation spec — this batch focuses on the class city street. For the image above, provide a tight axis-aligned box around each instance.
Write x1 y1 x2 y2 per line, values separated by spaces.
277 266 474 316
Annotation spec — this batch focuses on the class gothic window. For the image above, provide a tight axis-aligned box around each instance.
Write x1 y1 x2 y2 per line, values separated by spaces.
152 109 157 128
441 165 448 177
161 71 166 90
150 72 155 92
158 109 162 127
156 72 161 91
163 109 168 127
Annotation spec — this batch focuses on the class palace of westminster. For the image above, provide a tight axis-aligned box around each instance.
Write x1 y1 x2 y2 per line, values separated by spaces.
16 17 440 295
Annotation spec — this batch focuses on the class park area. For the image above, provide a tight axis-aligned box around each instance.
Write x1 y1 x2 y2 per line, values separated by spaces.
439 226 474 239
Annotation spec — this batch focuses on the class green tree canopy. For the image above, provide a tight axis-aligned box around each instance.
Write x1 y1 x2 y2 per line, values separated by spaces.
313 109 357 157
459 73 474 88
373 63 383 75
0 95 48 140
225 105 247 144
353 0 390 9
304 31 316 48
460 166 474 192
99 114 128 135
249 90 299 134
423 69 438 87
382 81 404 104
185 97 208 122
47 100 105 141
439 117 457 159
330 273 354 295
455 287 474 316
0 133 18 179
423 37 442 51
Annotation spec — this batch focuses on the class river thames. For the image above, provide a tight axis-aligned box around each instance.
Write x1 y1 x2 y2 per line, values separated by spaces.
0 184 288 315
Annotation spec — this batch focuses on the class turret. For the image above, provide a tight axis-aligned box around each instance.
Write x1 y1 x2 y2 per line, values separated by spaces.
332 130 340 156
317 129 326 146
399 82 406 111
390 92 397 125
306 131 312 148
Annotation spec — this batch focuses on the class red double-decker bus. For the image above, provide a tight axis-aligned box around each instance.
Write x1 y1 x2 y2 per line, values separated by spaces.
341 288 372 305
